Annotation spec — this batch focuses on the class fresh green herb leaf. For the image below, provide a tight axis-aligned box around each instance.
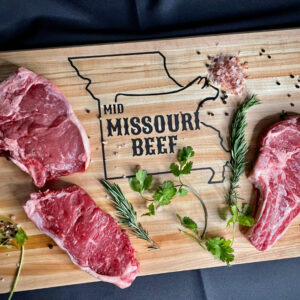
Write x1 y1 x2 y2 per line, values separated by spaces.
129 169 152 195
144 174 152 191
178 146 195 164
181 161 193 175
15 228 28 247
136 169 147 185
142 203 155 216
170 163 180 177
130 147 198 219
129 178 143 194
238 215 254 227
178 215 234 266
153 181 177 206
205 237 234 266
179 188 188 196
177 214 199 235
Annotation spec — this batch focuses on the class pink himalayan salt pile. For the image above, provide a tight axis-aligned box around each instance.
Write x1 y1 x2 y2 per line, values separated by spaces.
208 54 248 95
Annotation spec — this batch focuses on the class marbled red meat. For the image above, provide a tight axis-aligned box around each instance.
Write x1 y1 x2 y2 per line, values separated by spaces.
0 68 90 187
248 116 300 251
24 185 139 288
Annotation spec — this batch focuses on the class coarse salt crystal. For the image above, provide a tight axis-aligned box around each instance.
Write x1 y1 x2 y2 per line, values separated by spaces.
208 54 248 95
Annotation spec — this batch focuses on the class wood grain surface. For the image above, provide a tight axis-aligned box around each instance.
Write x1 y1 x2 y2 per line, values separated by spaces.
0 28 300 293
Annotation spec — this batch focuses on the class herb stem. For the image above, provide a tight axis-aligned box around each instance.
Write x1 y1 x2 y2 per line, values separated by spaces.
231 222 235 246
181 184 208 240
179 230 206 250
226 95 260 245
140 195 153 202
227 96 260 206
101 179 159 249
178 176 184 186
8 245 24 300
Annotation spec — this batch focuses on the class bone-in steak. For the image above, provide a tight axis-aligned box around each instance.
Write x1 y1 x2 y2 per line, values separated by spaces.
24 185 139 288
0 68 90 187
248 116 300 251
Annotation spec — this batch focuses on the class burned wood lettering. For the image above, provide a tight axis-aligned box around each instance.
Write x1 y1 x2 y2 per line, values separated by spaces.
69 52 228 182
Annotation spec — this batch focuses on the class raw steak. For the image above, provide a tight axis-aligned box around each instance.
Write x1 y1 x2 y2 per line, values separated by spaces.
24 185 139 288
0 67 90 187
248 116 300 251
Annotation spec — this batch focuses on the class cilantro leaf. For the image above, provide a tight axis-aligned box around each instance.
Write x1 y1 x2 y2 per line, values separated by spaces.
129 169 152 195
238 215 254 227
227 204 254 227
179 188 188 196
129 177 143 194
205 237 234 266
15 228 28 247
181 161 193 175
177 214 199 235
144 174 152 190
178 146 195 163
170 163 180 177
136 169 147 185
153 181 177 206
142 203 155 216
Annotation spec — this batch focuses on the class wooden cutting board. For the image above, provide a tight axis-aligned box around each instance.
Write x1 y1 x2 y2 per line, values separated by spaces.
0 28 300 294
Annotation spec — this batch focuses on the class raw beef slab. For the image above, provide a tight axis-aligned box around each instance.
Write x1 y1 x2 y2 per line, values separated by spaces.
248 116 300 251
0 68 90 187
24 185 139 288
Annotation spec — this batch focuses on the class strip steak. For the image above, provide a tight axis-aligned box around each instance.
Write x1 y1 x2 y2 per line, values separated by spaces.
0 68 90 187
24 185 139 288
248 116 300 251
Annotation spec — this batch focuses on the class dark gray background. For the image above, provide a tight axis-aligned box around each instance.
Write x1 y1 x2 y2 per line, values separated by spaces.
0 0 300 299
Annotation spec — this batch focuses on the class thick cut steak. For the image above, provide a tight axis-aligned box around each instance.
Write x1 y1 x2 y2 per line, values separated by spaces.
248 116 300 251
24 185 139 288
0 68 90 187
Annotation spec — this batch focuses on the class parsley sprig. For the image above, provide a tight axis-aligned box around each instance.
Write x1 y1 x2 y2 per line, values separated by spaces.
100 180 159 249
177 214 234 266
0 217 28 300
226 96 260 244
130 147 208 238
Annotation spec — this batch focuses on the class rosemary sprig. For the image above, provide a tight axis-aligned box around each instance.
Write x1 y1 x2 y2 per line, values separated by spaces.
100 180 159 249
226 95 260 244
227 95 260 205
0 217 28 300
